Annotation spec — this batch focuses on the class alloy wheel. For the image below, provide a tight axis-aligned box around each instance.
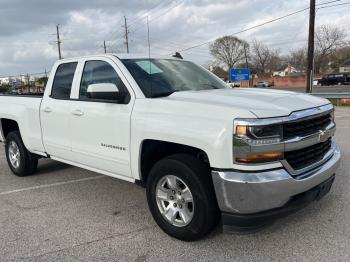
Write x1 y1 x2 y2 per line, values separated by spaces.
8 141 20 169
155 175 194 227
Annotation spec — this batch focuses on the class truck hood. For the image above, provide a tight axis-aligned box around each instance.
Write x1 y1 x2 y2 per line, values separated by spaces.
166 88 330 118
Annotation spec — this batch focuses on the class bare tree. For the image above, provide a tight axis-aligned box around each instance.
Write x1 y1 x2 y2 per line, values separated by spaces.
314 24 346 74
268 50 283 72
250 39 283 75
209 36 248 69
250 40 270 75
329 46 350 72
287 47 307 72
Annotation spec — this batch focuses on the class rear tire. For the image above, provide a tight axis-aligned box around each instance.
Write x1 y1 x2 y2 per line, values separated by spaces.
5 131 38 176
146 154 220 241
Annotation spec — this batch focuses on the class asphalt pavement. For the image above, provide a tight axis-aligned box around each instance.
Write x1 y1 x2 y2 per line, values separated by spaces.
0 107 349 262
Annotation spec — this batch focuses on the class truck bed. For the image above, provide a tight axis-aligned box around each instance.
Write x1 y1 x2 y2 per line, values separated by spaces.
0 95 45 155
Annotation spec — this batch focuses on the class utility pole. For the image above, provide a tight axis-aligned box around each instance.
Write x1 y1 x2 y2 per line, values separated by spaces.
124 16 129 53
103 40 107 54
244 44 250 87
306 0 315 93
26 73 30 93
56 24 62 59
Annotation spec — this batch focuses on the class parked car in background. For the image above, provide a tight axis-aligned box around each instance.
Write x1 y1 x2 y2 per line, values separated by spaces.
254 81 273 87
226 80 240 88
313 78 321 86
318 73 350 86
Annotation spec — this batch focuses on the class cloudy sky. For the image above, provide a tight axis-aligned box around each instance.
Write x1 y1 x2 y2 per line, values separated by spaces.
0 0 349 76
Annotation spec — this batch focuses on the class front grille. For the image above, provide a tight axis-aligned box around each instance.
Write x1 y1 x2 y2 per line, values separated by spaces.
285 139 332 170
283 113 332 140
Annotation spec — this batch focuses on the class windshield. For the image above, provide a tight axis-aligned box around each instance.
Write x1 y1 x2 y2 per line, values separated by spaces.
121 58 228 98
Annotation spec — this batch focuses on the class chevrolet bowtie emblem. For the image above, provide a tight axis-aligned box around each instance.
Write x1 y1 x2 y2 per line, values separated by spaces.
319 130 331 142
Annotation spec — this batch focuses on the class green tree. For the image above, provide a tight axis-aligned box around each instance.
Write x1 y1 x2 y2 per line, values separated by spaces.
36 76 48 86
0 85 10 93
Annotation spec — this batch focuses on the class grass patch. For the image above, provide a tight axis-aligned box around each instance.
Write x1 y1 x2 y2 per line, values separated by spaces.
328 98 350 106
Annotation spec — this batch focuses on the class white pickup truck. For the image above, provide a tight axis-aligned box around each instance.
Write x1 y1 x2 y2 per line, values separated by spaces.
0 54 341 241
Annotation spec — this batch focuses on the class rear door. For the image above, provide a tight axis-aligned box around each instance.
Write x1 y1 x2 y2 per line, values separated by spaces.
68 58 134 179
41 61 78 158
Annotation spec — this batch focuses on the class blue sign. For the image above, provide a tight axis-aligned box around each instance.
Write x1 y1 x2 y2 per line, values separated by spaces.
230 68 250 81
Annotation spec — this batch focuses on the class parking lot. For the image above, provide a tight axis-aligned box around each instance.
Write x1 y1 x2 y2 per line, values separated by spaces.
0 107 348 262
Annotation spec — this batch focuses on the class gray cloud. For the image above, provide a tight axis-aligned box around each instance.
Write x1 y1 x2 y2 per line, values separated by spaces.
0 0 349 75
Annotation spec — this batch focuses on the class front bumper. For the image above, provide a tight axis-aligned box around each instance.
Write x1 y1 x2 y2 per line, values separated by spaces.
212 144 341 227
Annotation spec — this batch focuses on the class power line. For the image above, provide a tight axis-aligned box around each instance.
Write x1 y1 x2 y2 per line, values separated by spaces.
130 1 341 57
148 0 184 23
317 0 342 6
151 0 342 55
171 8 310 54
132 0 184 33
317 1 350 9
166 0 348 55
128 0 174 27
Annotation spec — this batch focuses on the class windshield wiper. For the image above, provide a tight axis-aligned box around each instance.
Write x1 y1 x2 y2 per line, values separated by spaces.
151 90 180 98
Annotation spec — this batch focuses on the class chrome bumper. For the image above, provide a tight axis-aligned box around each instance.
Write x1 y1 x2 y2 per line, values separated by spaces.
212 144 341 214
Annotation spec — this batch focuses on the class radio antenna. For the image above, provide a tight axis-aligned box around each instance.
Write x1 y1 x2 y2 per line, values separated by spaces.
147 16 153 97
147 16 151 59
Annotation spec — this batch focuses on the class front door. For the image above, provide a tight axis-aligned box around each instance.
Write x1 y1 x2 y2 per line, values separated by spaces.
69 59 134 179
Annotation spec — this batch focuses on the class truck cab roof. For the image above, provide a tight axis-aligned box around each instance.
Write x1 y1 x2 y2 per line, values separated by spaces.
57 53 182 63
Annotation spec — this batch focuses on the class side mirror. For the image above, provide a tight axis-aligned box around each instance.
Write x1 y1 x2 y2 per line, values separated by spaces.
87 83 121 101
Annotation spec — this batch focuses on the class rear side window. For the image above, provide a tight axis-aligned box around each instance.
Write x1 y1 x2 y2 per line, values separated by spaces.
51 62 77 99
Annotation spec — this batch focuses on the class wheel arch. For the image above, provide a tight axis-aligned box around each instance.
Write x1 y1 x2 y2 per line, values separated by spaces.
138 139 210 186
0 118 20 142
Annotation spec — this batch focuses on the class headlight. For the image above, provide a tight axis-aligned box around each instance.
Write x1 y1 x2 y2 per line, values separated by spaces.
233 119 284 164
235 123 283 145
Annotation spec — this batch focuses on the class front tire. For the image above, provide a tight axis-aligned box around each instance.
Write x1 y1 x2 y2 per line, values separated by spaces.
5 131 38 176
146 154 220 241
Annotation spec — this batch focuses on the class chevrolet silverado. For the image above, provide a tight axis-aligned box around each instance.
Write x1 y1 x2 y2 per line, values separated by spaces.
0 54 341 241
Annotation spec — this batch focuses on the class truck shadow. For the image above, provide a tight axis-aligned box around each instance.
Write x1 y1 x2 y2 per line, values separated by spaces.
34 159 72 176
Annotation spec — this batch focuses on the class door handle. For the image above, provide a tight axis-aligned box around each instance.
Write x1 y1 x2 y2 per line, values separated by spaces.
72 109 84 116
43 107 52 113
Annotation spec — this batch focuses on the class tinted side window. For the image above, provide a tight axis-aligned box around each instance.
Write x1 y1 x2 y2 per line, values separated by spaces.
51 62 77 99
80 60 130 103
